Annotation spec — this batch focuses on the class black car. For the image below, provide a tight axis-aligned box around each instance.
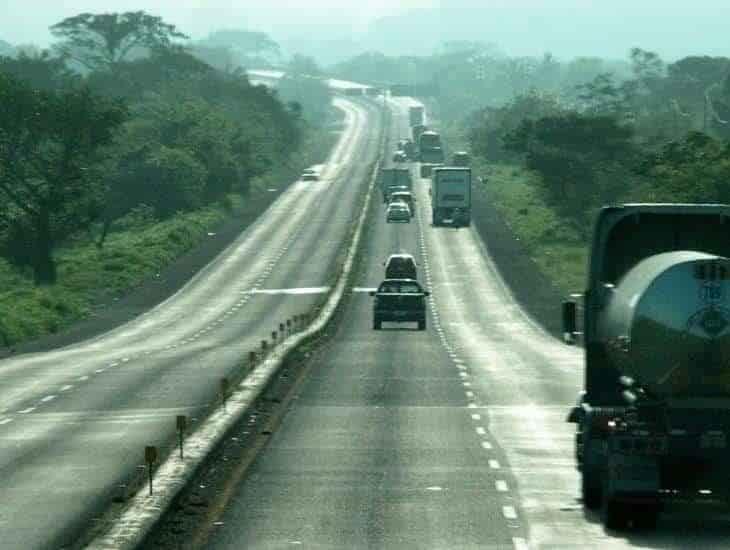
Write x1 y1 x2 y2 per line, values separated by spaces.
384 254 417 279
370 278 429 330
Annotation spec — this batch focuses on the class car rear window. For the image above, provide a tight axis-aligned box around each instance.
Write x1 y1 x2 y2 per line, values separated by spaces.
379 282 422 293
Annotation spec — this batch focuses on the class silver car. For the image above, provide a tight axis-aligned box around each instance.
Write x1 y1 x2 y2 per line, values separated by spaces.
386 203 411 223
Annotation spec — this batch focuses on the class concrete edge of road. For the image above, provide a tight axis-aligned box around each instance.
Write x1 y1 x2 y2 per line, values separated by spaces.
85 104 385 550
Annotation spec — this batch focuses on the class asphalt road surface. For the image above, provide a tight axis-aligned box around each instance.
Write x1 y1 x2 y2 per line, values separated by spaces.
0 96 382 550
201 98 730 549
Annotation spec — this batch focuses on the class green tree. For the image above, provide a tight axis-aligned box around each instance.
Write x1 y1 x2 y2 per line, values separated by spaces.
504 112 635 224
50 11 188 71
0 73 126 283
635 131 730 202
0 49 76 91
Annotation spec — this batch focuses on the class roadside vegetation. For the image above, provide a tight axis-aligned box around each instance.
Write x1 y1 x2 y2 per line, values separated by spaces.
335 45 730 294
0 11 336 346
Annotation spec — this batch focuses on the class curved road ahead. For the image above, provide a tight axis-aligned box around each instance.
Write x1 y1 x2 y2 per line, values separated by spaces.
0 96 382 550
201 98 730 549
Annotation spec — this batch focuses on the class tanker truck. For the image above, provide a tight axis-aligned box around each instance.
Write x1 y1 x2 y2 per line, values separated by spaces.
563 203 730 529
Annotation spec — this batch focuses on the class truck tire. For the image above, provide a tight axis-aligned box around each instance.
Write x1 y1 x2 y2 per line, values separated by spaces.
602 495 629 530
581 472 602 510
418 320 426 331
633 503 658 530
373 319 381 330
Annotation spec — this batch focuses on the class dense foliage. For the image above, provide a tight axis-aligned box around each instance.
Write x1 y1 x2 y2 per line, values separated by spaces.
0 11 309 285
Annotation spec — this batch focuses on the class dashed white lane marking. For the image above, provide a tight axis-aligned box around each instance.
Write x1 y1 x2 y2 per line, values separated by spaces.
79 376 89 381
489 459 501 470
463 381 472 387
502 505 518 520
18 407 35 414
512 537 529 550
244 287 330 295
60 385 73 392
109 362 120 367
471 414 481 421
0 418 12 425
467 403 478 409
40 395 56 403
465 391 474 398
481 441 493 450
496 480 509 492
458 371 468 378
476 426 486 435
95 369 105 374
121 358 130 362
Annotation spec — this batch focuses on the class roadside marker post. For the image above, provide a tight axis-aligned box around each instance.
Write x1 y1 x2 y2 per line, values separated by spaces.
176 415 187 459
144 446 158 496
286 319 292 334
272 331 277 342
220 377 230 411
249 351 257 370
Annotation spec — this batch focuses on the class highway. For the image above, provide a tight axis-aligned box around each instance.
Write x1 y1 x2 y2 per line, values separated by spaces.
198 98 730 549
0 96 381 550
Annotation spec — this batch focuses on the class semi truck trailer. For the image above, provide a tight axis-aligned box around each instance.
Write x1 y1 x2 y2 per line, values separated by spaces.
409 105 425 127
431 167 471 227
563 203 730 529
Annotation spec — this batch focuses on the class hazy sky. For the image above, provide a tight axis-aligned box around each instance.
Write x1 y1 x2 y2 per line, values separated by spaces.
1 1 729 61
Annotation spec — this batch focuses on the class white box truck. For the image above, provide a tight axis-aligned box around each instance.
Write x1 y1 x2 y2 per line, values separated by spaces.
431 167 471 227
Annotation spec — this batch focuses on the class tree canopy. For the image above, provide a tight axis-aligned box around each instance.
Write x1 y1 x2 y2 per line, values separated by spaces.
50 11 188 70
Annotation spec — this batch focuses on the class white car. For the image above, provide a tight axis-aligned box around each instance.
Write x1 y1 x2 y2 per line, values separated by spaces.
386 203 411 223
301 168 319 181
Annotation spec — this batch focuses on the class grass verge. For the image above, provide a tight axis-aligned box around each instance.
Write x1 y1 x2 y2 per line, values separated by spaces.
479 162 588 296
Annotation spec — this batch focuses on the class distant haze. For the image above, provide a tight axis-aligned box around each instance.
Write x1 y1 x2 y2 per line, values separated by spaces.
1 0 729 63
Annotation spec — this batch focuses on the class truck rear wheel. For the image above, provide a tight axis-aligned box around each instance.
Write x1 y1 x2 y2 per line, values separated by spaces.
581 472 602 510
373 319 381 330
633 503 658 530
418 320 426 331
603 495 629 530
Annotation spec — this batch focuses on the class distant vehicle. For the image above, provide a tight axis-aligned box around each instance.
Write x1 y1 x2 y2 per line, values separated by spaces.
563 203 730 530
384 254 418 280
386 203 411 223
431 167 471 227
301 169 319 181
420 163 443 179
392 151 408 163
418 131 444 163
452 151 471 166
412 124 427 145
420 146 444 164
389 191 415 215
370 278 429 330
379 167 412 202
409 106 425 127
402 139 417 160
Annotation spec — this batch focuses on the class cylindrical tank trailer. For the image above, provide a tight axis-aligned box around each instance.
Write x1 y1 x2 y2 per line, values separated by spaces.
597 250 730 399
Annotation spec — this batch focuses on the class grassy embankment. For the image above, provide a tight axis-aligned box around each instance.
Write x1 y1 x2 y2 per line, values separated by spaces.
0 120 342 346
442 122 588 297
